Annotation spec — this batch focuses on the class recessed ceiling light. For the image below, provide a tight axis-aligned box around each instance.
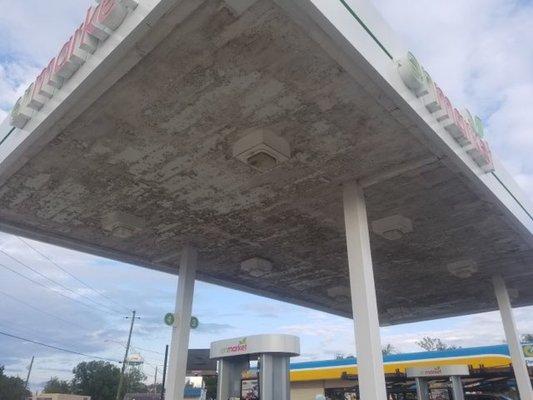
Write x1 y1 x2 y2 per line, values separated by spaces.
233 129 290 172
371 215 413 240
101 211 144 239
327 286 351 303
240 257 273 277
447 260 478 279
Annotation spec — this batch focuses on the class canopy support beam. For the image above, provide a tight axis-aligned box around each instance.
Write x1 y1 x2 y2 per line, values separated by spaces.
166 246 197 400
493 275 533 400
343 182 387 400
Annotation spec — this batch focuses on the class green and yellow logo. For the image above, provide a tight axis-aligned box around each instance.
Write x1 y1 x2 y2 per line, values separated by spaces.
523 344 533 358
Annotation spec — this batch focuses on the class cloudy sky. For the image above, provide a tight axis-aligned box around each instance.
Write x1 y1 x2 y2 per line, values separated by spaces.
0 0 532 392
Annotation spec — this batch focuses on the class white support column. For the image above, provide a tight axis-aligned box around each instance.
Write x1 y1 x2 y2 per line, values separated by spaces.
493 275 533 400
343 182 387 400
166 246 197 400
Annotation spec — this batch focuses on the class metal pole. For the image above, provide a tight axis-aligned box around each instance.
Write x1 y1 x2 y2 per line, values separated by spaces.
343 182 387 400
415 378 429 400
115 310 138 400
161 345 169 400
493 276 533 400
166 246 197 400
450 376 465 400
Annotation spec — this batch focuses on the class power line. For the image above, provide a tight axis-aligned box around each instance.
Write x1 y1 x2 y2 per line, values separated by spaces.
107 338 164 356
0 288 89 331
0 328 121 363
17 237 131 313
0 249 122 316
0 261 117 317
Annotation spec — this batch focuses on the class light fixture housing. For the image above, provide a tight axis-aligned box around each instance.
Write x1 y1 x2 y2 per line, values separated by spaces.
102 211 144 239
233 129 290 171
327 286 351 303
447 260 478 279
371 215 413 240
240 257 273 277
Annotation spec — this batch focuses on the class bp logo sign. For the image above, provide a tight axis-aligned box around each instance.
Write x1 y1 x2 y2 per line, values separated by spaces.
190 316 199 329
164 313 175 326
163 313 199 329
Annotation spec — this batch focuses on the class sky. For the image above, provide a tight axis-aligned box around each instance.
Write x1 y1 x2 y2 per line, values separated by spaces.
0 0 532 392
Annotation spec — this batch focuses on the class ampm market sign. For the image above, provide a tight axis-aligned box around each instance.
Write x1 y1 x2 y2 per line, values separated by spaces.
396 52 494 173
9 0 138 130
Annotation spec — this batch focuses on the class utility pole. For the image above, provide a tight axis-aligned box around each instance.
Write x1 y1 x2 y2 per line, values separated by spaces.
24 356 34 389
153 366 158 394
115 310 139 400
160 345 169 400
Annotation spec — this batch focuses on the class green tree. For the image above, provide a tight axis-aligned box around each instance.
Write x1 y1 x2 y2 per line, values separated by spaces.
72 361 121 400
145 383 163 395
43 376 72 394
71 361 148 400
382 344 398 356
521 333 533 343
204 376 217 400
0 365 31 400
416 337 460 351
123 367 147 394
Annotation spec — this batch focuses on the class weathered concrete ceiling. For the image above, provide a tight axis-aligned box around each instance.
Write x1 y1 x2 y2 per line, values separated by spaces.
0 0 532 324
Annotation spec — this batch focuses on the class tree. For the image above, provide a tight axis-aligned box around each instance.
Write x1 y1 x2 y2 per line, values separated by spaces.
0 365 31 400
145 383 163 395
335 353 354 359
71 361 148 400
123 367 147 394
204 376 217 400
521 334 533 343
382 344 397 356
43 376 72 394
416 337 460 351
72 361 121 400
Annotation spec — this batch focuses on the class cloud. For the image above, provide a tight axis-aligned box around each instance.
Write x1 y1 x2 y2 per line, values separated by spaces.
0 0 93 117
194 322 235 334
381 306 533 353
1 0 533 390
242 302 286 318
372 0 533 199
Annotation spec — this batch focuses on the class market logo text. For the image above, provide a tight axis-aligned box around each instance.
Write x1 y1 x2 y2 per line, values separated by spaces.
222 338 248 354
396 52 494 173
10 0 138 129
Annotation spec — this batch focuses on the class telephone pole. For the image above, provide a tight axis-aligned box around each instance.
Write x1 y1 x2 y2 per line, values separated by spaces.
115 310 139 400
24 356 34 394
160 345 169 400
153 366 158 394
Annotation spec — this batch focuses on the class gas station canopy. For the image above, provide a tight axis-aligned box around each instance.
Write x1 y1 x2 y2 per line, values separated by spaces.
0 0 532 325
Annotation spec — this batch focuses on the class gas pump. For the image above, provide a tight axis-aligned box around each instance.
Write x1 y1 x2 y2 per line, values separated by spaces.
406 365 469 400
210 334 300 400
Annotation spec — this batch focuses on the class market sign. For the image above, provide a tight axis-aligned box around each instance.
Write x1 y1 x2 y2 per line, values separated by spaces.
396 52 494 173
406 365 470 378
9 0 138 129
210 334 300 359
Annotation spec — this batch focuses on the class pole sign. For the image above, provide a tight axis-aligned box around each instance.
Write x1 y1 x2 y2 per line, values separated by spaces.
164 313 175 326
190 316 199 329
396 52 494 173
10 0 138 130
164 313 198 329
